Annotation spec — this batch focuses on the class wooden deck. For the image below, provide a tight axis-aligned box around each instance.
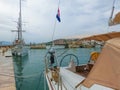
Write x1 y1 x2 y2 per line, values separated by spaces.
67 64 93 77
0 49 16 90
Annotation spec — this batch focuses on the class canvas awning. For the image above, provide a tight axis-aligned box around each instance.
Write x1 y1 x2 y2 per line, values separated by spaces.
82 38 120 90
109 12 120 26
81 32 120 41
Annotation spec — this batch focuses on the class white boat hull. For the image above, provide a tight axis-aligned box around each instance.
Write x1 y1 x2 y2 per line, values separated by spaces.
45 67 114 90
12 46 28 57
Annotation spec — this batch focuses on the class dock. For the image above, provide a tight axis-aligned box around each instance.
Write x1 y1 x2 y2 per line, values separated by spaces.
0 49 16 90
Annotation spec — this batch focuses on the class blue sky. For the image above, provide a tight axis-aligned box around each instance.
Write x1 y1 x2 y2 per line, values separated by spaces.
0 0 120 43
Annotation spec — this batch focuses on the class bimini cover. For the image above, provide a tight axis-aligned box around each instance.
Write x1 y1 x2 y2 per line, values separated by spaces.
83 38 120 90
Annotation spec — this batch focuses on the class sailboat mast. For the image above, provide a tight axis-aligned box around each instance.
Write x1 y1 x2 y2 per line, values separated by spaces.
18 0 22 41
109 0 116 25
110 0 116 19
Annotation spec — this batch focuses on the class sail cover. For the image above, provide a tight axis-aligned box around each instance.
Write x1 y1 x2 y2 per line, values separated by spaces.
109 12 120 26
82 38 120 90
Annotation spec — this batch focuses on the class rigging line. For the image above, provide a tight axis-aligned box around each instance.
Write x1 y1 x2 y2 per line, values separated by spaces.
36 70 44 90
57 49 69 58
15 72 41 78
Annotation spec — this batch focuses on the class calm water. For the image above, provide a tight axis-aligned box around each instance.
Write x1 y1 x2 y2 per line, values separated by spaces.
12 47 101 90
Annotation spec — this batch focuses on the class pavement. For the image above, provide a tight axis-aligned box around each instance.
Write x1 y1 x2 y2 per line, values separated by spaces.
0 49 16 90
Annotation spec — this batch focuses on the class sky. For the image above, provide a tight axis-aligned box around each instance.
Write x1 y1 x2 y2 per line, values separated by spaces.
0 0 120 43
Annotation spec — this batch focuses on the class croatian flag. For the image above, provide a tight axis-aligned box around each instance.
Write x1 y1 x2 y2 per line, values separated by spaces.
56 8 61 22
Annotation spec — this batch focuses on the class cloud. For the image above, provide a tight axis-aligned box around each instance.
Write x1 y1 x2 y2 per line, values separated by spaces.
0 0 120 43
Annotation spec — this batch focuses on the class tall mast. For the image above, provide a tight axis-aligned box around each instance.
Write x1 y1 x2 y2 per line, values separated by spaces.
18 0 22 41
109 0 116 26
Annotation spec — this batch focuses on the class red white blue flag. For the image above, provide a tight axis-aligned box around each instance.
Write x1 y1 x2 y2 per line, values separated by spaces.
56 8 61 22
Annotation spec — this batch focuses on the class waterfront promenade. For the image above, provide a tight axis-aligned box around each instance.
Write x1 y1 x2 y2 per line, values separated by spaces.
0 49 16 90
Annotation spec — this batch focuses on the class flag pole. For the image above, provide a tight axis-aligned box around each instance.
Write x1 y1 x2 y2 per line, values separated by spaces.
51 0 61 47
52 20 57 47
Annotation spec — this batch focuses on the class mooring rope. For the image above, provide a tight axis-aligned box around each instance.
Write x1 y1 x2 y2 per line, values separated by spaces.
0 72 42 78
36 70 44 90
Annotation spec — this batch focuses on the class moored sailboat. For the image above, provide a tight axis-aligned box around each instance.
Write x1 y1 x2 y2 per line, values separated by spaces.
12 0 28 57
44 0 120 90
45 37 120 90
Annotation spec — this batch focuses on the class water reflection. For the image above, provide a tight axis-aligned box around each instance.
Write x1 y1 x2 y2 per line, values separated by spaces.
13 56 29 90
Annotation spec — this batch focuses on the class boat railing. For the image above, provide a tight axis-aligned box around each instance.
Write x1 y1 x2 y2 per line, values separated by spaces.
45 50 69 90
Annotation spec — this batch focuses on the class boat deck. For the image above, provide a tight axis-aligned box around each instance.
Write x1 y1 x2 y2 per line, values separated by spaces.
60 67 85 89
46 64 114 90
67 64 93 77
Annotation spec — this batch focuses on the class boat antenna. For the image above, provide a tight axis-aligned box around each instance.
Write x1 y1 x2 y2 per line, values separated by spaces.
51 0 61 47
109 0 116 26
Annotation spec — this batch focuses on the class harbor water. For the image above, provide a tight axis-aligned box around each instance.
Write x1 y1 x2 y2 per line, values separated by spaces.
13 47 101 90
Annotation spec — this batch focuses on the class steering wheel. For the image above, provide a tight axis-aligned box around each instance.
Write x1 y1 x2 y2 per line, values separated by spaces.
59 54 79 67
